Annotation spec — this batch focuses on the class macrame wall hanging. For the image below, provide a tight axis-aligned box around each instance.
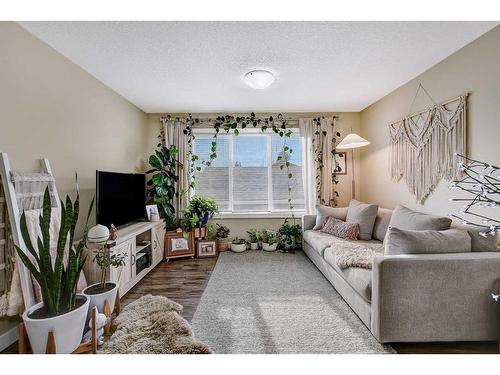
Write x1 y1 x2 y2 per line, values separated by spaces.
389 84 468 203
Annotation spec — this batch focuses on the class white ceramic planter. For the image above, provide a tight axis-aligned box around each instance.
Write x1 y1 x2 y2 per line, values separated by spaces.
250 242 259 250
262 242 278 252
231 243 247 252
22 294 89 354
83 282 118 317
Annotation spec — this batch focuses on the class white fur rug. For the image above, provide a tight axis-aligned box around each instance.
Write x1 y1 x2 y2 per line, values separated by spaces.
101 295 211 354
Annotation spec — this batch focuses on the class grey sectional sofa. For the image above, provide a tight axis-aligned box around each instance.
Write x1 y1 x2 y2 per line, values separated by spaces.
302 207 500 343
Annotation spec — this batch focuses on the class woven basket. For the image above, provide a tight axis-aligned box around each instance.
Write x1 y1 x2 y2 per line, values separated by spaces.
217 238 229 252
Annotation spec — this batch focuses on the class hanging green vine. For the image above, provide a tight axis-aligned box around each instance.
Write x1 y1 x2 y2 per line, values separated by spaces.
312 116 341 206
161 112 338 218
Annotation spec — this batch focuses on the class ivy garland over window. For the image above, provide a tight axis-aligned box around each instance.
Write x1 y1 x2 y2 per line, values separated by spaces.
161 113 341 219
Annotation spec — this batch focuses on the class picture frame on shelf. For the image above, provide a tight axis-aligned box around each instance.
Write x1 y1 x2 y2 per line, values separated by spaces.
145 204 160 221
196 240 218 258
165 230 195 261
334 152 347 175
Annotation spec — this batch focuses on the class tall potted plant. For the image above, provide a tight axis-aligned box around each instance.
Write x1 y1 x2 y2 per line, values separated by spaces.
83 225 127 317
146 144 179 229
184 195 219 239
15 187 94 353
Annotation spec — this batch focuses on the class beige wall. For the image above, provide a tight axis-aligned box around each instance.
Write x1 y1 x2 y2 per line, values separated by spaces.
359 25 500 217
147 112 360 238
0 22 149 235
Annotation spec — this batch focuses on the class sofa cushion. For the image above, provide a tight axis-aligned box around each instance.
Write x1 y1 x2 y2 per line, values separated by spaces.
323 247 374 302
303 230 349 257
372 208 392 242
346 200 378 240
321 216 359 240
313 205 348 230
452 223 499 252
384 227 471 255
388 205 452 231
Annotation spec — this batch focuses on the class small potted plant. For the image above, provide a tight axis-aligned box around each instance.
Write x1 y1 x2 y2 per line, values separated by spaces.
216 223 230 252
231 237 247 253
15 187 93 353
83 225 127 317
247 229 263 250
184 195 219 239
278 222 302 252
261 230 279 252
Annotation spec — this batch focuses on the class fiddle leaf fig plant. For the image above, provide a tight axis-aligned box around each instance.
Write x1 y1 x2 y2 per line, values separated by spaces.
15 186 94 316
146 144 179 229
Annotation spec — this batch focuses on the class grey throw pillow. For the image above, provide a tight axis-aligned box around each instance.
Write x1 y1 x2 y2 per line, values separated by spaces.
372 208 393 242
384 227 471 255
313 205 348 230
345 200 378 240
388 205 452 231
453 224 499 252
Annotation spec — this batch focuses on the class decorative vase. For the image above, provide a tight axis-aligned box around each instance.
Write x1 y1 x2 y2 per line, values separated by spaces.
231 243 247 253
250 242 259 250
83 282 118 318
217 238 229 252
22 294 90 354
193 227 207 239
262 242 278 252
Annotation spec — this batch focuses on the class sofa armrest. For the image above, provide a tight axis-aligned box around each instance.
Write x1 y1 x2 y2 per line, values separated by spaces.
371 252 500 343
301 214 316 232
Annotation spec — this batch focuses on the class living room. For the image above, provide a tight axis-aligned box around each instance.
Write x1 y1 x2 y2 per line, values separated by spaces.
1 1 500 372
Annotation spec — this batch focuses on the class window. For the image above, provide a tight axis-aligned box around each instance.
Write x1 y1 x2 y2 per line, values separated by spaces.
193 129 305 215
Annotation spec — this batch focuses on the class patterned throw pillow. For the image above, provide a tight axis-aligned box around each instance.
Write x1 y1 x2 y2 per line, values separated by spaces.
320 216 359 240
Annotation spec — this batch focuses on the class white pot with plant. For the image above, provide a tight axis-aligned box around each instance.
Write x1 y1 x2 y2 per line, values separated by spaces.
247 229 262 250
262 230 279 252
83 224 127 317
231 237 247 252
16 186 94 353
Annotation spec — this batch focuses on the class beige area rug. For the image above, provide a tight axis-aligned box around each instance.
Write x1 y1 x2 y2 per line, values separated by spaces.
191 251 394 354
101 295 211 354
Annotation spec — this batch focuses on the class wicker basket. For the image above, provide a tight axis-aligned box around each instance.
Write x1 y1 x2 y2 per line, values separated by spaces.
217 238 229 252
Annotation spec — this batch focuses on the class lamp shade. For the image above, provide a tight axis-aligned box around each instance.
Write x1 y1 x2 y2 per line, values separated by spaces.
336 133 370 149
88 224 110 244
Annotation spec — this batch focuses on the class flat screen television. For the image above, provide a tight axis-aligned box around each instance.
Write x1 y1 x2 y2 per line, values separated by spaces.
96 170 146 228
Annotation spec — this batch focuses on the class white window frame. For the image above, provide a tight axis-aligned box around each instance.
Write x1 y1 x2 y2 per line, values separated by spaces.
192 128 306 218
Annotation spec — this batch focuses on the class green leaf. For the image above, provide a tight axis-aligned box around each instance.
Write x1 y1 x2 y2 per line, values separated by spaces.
148 154 162 169
152 173 164 186
234 129 239 136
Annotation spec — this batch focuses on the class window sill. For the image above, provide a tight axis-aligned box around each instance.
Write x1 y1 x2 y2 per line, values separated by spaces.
213 211 305 220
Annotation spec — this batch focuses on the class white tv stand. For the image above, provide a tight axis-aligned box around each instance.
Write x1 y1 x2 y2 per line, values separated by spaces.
83 220 166 297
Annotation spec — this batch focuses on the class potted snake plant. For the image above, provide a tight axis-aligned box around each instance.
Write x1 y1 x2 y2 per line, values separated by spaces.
15 186 94 353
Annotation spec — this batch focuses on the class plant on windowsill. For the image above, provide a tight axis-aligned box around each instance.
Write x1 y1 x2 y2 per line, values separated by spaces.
247 229 263 250
231 237 248 253
15 186 94 353
183 195 219 239
261 230 279 252
278 221 302 253
215 223 230 252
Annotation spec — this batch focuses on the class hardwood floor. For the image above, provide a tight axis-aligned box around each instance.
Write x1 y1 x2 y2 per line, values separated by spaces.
2 253 498 354
121 256 218 322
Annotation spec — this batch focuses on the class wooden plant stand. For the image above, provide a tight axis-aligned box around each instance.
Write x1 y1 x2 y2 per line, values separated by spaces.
18 294 121 354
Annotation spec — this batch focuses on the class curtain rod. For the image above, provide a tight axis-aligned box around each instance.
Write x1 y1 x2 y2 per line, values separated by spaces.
160 115 338 123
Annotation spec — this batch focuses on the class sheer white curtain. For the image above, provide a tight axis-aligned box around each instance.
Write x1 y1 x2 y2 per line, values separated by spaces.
161 117 189 216
299 117 336 213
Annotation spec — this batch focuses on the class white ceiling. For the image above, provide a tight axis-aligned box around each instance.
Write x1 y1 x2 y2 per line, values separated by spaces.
19 21 497 113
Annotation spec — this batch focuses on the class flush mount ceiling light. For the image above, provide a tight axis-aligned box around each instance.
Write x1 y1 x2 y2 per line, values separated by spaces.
243 69 275 90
